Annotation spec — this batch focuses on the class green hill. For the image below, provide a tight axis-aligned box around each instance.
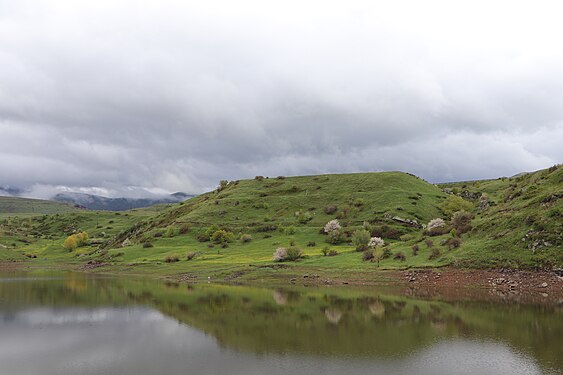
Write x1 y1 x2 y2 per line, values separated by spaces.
0 168 561 278
0 196 79 217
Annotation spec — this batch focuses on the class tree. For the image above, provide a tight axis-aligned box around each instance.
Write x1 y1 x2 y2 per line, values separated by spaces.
63 235 78 251
324 219 341 233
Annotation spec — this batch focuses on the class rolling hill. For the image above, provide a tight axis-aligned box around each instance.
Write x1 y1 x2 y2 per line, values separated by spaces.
0 196 80 217
0 167 561 278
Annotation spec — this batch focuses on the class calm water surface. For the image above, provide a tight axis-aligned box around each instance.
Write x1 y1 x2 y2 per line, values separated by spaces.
0 272 560 375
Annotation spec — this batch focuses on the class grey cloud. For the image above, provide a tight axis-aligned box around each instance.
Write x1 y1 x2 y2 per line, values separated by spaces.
0 0 562 196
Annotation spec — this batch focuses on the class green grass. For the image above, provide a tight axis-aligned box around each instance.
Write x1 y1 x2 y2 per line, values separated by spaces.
0 196 79 218
1 168 561 278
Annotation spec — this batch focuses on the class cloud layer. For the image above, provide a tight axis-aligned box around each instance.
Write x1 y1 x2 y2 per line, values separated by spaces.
1 0 562 195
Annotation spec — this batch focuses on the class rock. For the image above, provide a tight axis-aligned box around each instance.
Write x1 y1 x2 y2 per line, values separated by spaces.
540 282 548 288
493 278 506 285
121 238 131 247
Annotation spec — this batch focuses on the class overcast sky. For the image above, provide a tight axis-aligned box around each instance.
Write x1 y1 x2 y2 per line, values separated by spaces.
1 0 562 197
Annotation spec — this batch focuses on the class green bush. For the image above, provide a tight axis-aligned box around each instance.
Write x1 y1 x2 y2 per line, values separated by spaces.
165 254 180 263
210 229 234 244
240 234 252 243
352 229 371 251
440 195 473 216
286 246 303 261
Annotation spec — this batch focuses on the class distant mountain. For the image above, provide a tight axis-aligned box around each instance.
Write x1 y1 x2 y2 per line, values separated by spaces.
52 192 194 211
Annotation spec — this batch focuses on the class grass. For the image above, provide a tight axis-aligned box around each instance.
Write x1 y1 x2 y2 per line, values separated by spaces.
0 196 79 218
1 167 561 279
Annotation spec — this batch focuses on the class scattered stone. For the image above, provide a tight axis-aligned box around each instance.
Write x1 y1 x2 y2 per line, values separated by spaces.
540 282 548 288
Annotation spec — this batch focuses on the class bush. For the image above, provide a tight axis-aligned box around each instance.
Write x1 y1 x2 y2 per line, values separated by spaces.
297 212 313 224
324 205 338 214
411 244 419 256
427 218 447 236
393 252 406 261
284 226 296 235
428 248 441 260
153 231 164 238
240 234 252 243
321 246 329 256
307 241 316 247
368 236 385 248
440 195 473 216
254 175 264 181
164 254 180 263
273 247 287 262
446 237 462 250
327 229 343 244
353 198 365 207
328 249 338 256
179 224 191 234
210 229 234 244
63 232 89 251
362 249 374 261
142 242 154 248
286 246 303 261
324 219 341 233
425 239 434 248
186 252 197 260
165 226 179 238
382 248 392 259
352 229 371 251
451 210 475 234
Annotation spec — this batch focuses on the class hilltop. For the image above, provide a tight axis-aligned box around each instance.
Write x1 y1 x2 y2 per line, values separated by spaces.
0 168 561 282
0 196 80 217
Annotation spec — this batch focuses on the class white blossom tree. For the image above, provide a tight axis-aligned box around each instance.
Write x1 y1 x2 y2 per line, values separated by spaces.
324 219 341 233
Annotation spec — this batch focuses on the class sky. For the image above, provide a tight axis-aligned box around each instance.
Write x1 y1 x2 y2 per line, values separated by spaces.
1 0 562 197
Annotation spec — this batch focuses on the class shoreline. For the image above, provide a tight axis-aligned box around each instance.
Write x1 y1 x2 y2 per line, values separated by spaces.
2 260 562 304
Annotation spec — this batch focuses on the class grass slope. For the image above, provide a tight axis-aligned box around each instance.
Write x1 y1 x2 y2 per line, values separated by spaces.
0 196 79 217
1 168 561 278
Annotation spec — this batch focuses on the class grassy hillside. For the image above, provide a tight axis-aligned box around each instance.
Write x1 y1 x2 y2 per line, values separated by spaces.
0 196 79 217
1 168 561 278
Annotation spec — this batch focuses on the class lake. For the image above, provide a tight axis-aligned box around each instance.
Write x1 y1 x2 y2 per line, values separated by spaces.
0 272 560 375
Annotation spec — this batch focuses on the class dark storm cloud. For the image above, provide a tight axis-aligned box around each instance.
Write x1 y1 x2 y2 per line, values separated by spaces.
0 0 562 196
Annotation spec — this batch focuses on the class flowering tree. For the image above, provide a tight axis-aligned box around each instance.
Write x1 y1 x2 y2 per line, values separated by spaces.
324 219 341 233
273 247 287 262
427 218 446 235
369 236 385 248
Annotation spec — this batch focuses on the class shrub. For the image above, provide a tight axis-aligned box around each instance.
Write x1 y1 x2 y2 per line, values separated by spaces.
63 235 78 251
257 224 277 232
273 247 287 262
451 210 475 234
428 248 441 260
427 218 446 236
382 248 392 259
446 237 462 250
284 226 296 235
440 195 473 216
63 232 89 251
297 212 313 224
328 249 338 256
196 232 209 242
164 254 180 263
179 224 191 234
153 231 164 238
368 236 385 248
142 242 154 248
324 219 341 233
186 252 197 260
286 246 303 261
336 206 352 219
353 198 365 207
362 249 374 261
255 175 264 181
393 252 406 261
240 234 252 243
321 246 329 256
425 239 434 248
352 229 371 251
307 241 316 247
210 229 234 244
324 205 338 214
411 244 419 256
371 225 403 240
165 226 179 238
289 239 296 246
327 229 343 244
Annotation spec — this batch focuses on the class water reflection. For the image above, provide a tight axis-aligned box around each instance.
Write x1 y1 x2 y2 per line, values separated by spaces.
0 272 560 375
